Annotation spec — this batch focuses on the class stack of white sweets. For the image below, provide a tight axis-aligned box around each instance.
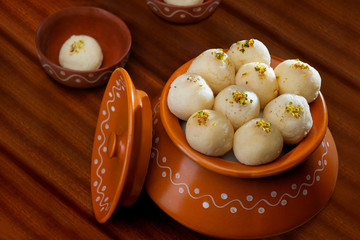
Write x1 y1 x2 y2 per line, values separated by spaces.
167 39 321 166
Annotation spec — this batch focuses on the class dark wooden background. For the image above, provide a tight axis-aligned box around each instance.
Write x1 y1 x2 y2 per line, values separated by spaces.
0 0 359 239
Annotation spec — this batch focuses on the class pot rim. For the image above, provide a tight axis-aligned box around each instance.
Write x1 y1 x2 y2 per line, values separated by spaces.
160 56 328 178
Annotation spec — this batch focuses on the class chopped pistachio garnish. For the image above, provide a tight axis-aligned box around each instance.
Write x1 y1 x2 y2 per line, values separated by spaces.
285 101 303 118
214 49 227 61
242 72 249 77
232 91 248 104
273 89 278 95
186 75 199 83
212 122 217 126
237 39 255 53
254 63 267 74
254 63 267 79
194 110 210 126
291 59 309 70
256 119 271 133
70 39 85 55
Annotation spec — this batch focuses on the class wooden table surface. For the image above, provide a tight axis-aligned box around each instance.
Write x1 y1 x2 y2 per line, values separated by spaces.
1 0 359 239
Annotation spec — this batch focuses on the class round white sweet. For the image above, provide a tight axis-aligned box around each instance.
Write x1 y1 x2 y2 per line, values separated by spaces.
214 84 260 130
228 39 271 72
187 49 235 95
59 35 103 71
263 93 313 144
164 0 203 6
235 62 279 109
275 59 321 103
233 118 283 166
167 73 214 121
186 110 234 156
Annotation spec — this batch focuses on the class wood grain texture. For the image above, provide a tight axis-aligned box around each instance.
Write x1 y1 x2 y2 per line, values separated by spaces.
0 0 359 239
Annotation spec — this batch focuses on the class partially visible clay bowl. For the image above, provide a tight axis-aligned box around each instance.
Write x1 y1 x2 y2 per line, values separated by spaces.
35 7 131 88
146 0 222 24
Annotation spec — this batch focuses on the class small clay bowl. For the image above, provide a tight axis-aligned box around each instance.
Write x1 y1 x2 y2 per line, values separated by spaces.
146 0 222 24
35 7 131 88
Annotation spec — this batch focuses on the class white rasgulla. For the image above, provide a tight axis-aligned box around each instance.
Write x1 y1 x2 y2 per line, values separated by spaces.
233 118 283 166
59 35 103 71
235 62 279 109
164 0 203 6
275 59 321 103
263 93 313 144
187 48 235 95
214 84 260 130
167 73 214 121
228 39 271 72
186 110 234 156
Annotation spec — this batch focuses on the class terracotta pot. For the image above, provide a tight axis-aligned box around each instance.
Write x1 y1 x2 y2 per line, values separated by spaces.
91 56 338 239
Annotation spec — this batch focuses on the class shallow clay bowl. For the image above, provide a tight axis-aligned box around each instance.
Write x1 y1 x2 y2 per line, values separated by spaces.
146 0 222 24
35 6 131 88
144 56 338 238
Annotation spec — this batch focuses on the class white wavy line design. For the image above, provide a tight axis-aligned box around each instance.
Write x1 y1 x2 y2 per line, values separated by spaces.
151 102 329 214
146 1 220 18
42 63 112 83
94 76 126 213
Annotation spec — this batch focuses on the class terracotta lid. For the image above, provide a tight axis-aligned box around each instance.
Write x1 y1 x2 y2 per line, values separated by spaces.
91 68 152 223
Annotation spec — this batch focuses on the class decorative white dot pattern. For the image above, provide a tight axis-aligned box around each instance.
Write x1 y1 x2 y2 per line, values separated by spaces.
258 207 265 214
92 75 126 214
202 202 209 209
150 96 331 216
230 207 237 213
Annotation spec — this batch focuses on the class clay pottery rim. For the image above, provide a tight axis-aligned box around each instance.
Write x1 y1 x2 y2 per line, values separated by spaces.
151 0 220 8
160 56 328 178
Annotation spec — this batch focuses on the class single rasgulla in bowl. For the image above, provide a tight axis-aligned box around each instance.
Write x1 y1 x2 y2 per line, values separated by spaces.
167 73 214 120
235 62 278 109
275 59 321 103
59 35 103 71
263 93 313 144
187 48 235 95
186 110 234 156
214 84 260 130
228 39 271 72
233 118 283 166
164 0 203 6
